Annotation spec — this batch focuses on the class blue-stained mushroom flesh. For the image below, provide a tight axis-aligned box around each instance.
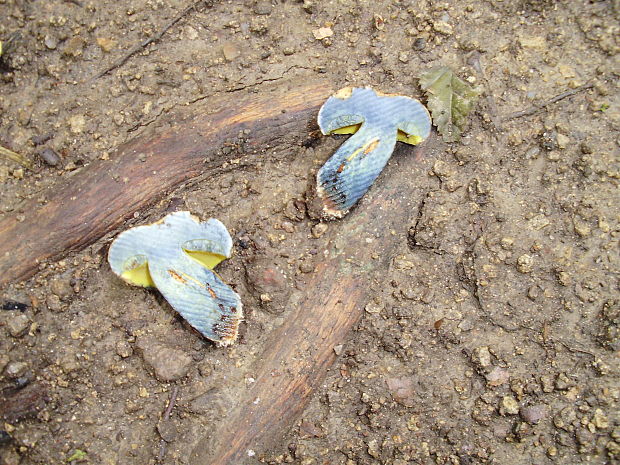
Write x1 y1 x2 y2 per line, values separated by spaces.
108 211 243 346
317 87 431 218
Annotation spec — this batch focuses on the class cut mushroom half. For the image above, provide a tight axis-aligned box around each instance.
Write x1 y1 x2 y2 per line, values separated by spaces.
317 87 431 219
108 211 243 346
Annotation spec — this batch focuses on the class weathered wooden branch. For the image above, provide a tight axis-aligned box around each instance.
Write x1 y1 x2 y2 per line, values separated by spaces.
190 141 434 464
0 78 331 288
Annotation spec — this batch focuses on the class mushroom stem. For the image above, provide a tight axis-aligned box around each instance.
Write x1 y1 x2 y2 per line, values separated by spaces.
317 125 397 218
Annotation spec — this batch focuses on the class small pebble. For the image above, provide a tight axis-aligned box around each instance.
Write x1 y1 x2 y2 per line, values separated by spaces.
137 338 192 382
519 35 546 49
574 220 591 237
96 37 116 53
556 133 570 149
457 319 474 331
541 373 557 392
44 35 58 50
525 146 540 159
557 271 571 286
5 361 28 378
311 223 328 238
157 419 178 442
46 294 63 312
222 42 241 61
432 20 453 35
386 377 415 407
62 37 85 57
68 115 86 135
592 408 609 429
555 372 574 390
500 237 514 249
7 314 30 337
365 300 383 314
473 346 492 367
520 404 548 424
516 254 533 273
580 141 593 154
50 278 73 300
299 262 314 273
500 395 520 415
527 285 541 300
38 148 61 166
432 160 453 178
116 340 133 358
554 406 577 430
486 367 509 387
313 27 333 40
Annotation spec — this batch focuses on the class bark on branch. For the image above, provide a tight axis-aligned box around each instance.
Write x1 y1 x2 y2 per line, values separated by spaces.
0 78 331 287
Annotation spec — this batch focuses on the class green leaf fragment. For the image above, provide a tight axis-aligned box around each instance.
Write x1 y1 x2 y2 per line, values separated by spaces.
419 66 479 142
66 449 87 462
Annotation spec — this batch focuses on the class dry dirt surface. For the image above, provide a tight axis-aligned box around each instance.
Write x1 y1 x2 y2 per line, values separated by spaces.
1 0 619 464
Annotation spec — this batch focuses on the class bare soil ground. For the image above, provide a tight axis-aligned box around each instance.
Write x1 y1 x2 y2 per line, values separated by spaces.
1 0 619 464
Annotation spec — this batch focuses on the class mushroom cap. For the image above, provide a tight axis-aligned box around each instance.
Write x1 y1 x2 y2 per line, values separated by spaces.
318 87 431 143
108 211 232 280
107 211 242 346
316 88 432 218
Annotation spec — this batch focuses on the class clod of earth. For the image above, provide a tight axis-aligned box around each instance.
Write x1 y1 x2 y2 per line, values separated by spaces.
108 211 243 346
316 87 431 219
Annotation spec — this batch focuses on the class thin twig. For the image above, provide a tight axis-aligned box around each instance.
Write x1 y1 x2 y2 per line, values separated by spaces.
156 386 179 463
163 386 179 421
502 83 594 121
556 339 596 358
0 145 33 170
92 1 204 80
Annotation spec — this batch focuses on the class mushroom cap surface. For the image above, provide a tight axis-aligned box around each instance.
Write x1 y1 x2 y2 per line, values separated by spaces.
318 87 431 142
